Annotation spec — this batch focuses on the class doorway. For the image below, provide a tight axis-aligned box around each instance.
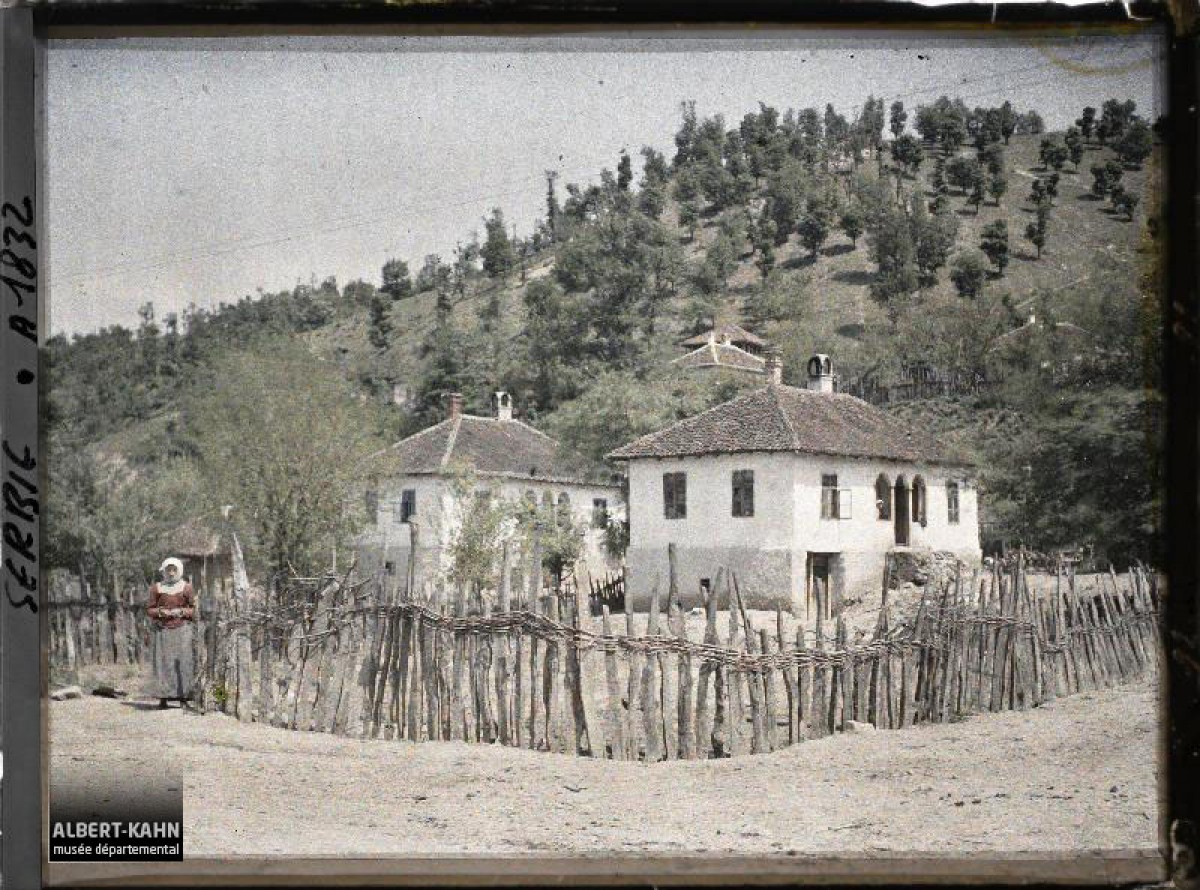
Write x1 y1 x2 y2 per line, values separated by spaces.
806 553 840 621
894 477 910 546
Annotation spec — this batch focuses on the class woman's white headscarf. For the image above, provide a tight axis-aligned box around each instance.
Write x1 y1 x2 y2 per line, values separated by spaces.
160 557 184 575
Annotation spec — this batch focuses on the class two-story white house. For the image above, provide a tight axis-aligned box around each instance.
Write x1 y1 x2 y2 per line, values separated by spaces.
608 354 981 616
357 392 624 594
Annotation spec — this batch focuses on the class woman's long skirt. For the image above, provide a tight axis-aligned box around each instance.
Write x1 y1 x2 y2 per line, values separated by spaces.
149 623 196 700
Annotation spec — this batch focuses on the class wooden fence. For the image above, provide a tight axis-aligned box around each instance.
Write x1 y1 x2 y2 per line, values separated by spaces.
183 548 1159 761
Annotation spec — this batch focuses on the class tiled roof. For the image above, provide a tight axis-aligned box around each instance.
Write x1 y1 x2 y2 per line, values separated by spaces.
607 384 974 467
168 522 225 557
381 414 611 485
672 341 766 374
680 322 768 349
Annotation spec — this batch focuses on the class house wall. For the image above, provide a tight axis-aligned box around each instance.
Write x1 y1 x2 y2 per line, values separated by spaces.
355 474 624 593
624 452 981 613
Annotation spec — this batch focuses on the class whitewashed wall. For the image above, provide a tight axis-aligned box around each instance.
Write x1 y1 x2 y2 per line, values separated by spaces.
624 451 981 613
355 474 624 590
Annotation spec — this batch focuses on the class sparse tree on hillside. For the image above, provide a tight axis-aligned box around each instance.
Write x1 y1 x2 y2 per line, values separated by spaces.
482 208 517 279
987 170 1009 206
747 205 778 281
980 219 1010 276
967 177 986 214
867 204 920 302
889 100 907 138
1063 126 1085 170
911 197 958 286
949 250 987 298
1077 106 1097 142
1090 159 1125 198
381 259 413 302
616 150 633 192
638 146 670 218
998 100 1019 144
1110 185 1140 221
1098 98 1137 146
1024 202 1050 259
674 165 702 240
840 203 864 248
1115 117 1153 168
890 133 923 178
367 294 392 352
946 156 984 196
544 170 560 242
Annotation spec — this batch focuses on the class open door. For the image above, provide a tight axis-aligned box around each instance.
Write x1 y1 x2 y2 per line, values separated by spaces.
894 477 910 546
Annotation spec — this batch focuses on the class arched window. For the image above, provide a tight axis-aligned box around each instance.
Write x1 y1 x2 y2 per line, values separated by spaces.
912 476 927 527
556 491 571 527
875 474 891 521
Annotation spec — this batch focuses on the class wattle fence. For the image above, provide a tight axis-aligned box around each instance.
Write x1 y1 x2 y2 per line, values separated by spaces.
172 548 1159 761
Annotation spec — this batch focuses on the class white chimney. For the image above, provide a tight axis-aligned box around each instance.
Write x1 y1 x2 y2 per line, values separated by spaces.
765 348 783 386
806 354 834 394
494 391 513 422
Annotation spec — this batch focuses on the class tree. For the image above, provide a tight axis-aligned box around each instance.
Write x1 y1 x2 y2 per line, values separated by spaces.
1098 98 1137 145
616 150 633 192
998 101 1019 144
987 170 1009 206
946 156 983 196
1024 203 1050 259
890 133 923 177
481 207 516 279
967 177 986 214
1091 160 1124 197
367 294 392 352
1115 117 1153 168
949 250 987 298
798 190 837 261
980 219 1010 276
638 146 670 218
747 205 778 280
380 259 413 302
186 344 388 584
840 203 864 248
544 170 560 242
889 100 907 138
911 197 958 285
1110 185 1140 221
1063 126 1085 170
867 204 919 302
1077 106 1097 141
674 165 702 240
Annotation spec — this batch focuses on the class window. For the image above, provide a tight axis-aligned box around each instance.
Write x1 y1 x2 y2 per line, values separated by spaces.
912 476 927 527
395 488 416 523
556 492 571 527
383 560 396 576
947 481 960 524
592 497 609 529
820 474 840 519
732 470 755 518
875 475 891 521
364 490 379 524
663 472 687 520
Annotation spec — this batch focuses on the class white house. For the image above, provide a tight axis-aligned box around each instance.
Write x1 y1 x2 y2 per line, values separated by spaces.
357 392 624 594
608 354 981 616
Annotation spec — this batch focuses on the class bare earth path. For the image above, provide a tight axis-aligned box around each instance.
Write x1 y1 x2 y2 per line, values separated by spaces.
49 677 1161 859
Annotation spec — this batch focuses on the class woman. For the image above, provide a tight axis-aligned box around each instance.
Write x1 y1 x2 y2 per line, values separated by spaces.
147 557 197 709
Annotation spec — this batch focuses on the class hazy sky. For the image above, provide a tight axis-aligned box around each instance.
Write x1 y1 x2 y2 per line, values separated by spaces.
46 32 1163 334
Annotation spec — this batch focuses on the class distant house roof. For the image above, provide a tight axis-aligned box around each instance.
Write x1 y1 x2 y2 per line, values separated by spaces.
380 413 615 486
672 340 767 375
679 322 768 350
987 316 1096 352
168 522 226 558
607 384 974 467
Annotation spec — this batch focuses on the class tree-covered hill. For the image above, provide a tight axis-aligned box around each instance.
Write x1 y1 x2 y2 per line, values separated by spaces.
47 95 1163 589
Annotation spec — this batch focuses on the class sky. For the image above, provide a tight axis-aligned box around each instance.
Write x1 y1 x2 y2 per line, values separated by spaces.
45 31 1164 335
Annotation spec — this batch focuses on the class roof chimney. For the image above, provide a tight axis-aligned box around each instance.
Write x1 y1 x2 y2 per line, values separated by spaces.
447 392 464 421
765 348 783 385
494 391 513 422
806 354 834 394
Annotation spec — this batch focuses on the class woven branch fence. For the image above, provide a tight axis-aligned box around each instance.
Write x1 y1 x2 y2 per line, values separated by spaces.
180 546 1160 761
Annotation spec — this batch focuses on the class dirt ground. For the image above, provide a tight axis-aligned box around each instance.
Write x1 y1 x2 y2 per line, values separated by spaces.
50 665 1162 859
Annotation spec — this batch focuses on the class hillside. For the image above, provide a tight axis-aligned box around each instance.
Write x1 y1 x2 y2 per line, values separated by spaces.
47 96 1163 582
